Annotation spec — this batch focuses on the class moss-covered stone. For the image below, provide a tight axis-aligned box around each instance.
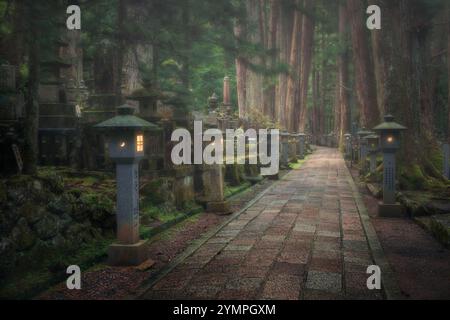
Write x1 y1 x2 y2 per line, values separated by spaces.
225 164 244 186
141 178 174 206
429 214 450 248
19 202 46 226
11 218 36 251
0 180 7 203
33 214 59 240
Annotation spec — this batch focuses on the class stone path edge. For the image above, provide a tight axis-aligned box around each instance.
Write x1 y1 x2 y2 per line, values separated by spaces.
132 175 285 300
343 165 403 300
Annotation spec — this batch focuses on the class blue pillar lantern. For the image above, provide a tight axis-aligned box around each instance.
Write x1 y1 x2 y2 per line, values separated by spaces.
95 104 160 266
373 115 407 217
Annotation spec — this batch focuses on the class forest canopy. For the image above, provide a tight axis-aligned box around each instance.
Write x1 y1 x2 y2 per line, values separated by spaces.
0 0 449 189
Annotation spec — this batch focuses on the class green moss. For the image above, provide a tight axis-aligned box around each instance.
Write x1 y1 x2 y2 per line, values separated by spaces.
400 164 426 190
224 182 251 198
289 158 307 170
141 178 167 206
429 146 444 172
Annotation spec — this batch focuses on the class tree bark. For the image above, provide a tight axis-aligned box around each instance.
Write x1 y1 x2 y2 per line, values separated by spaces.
297 0 315 132
245 0 265 116
448 2 450 143
115 0 126 105
23 1 40 175
275 1 294 129
370 0 386 117
337 1 350 147
234 16 248 119
285 0 303 132
348 0 379 128
263 0 280 119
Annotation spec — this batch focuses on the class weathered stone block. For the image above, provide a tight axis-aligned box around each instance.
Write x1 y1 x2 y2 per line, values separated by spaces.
108 240 149 266
206 201 232 215
378 202 405 218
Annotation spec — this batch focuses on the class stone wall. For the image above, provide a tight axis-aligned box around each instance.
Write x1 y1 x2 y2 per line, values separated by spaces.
0 173 115 278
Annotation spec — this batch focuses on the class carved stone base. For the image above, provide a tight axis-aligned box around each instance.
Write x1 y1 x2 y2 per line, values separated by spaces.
207 201 232 215
108 240 148 266
378 202 405 218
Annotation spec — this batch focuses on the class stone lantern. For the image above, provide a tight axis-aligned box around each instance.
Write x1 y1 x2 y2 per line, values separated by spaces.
208 93 219 112
280 132 290 169
288 133 297 162
95 104 160 266
357 127 373 165
296 133 306 160
373 115 407 217
365 134 379 174
344 133 352 160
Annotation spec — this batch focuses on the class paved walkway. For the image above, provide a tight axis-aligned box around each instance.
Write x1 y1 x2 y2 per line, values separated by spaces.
141 147 385 300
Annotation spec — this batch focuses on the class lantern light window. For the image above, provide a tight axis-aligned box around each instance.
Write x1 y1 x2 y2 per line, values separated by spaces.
136 134 144 152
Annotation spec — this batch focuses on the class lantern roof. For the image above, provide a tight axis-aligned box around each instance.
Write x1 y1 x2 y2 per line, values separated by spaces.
357 127 373 137
373 115 407 132
365 134 379 140
95 104 161 131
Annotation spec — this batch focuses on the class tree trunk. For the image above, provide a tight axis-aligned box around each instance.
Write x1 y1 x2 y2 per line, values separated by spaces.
115 0 126 105
337 1 350 147
448 2 450 143
348 0 379 128
370 0 386 117
234 17 247 119
297 0 315 132
285 0 303 132
263 0 280 119
319 33 326 136
245 0 265 116
23 1 40 175
275 1 294 129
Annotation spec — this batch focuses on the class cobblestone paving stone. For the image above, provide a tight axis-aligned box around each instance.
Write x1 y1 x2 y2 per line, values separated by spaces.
142 147 384 300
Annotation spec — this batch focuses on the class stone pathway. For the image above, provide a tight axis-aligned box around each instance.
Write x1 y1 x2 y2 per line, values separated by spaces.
141 147 384 300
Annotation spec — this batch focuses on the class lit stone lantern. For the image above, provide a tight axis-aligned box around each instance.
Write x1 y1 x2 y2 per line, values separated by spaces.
365 134 380 174
344 133 352 160
373 115 407 217
95 104 160 266
357 127 373 165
